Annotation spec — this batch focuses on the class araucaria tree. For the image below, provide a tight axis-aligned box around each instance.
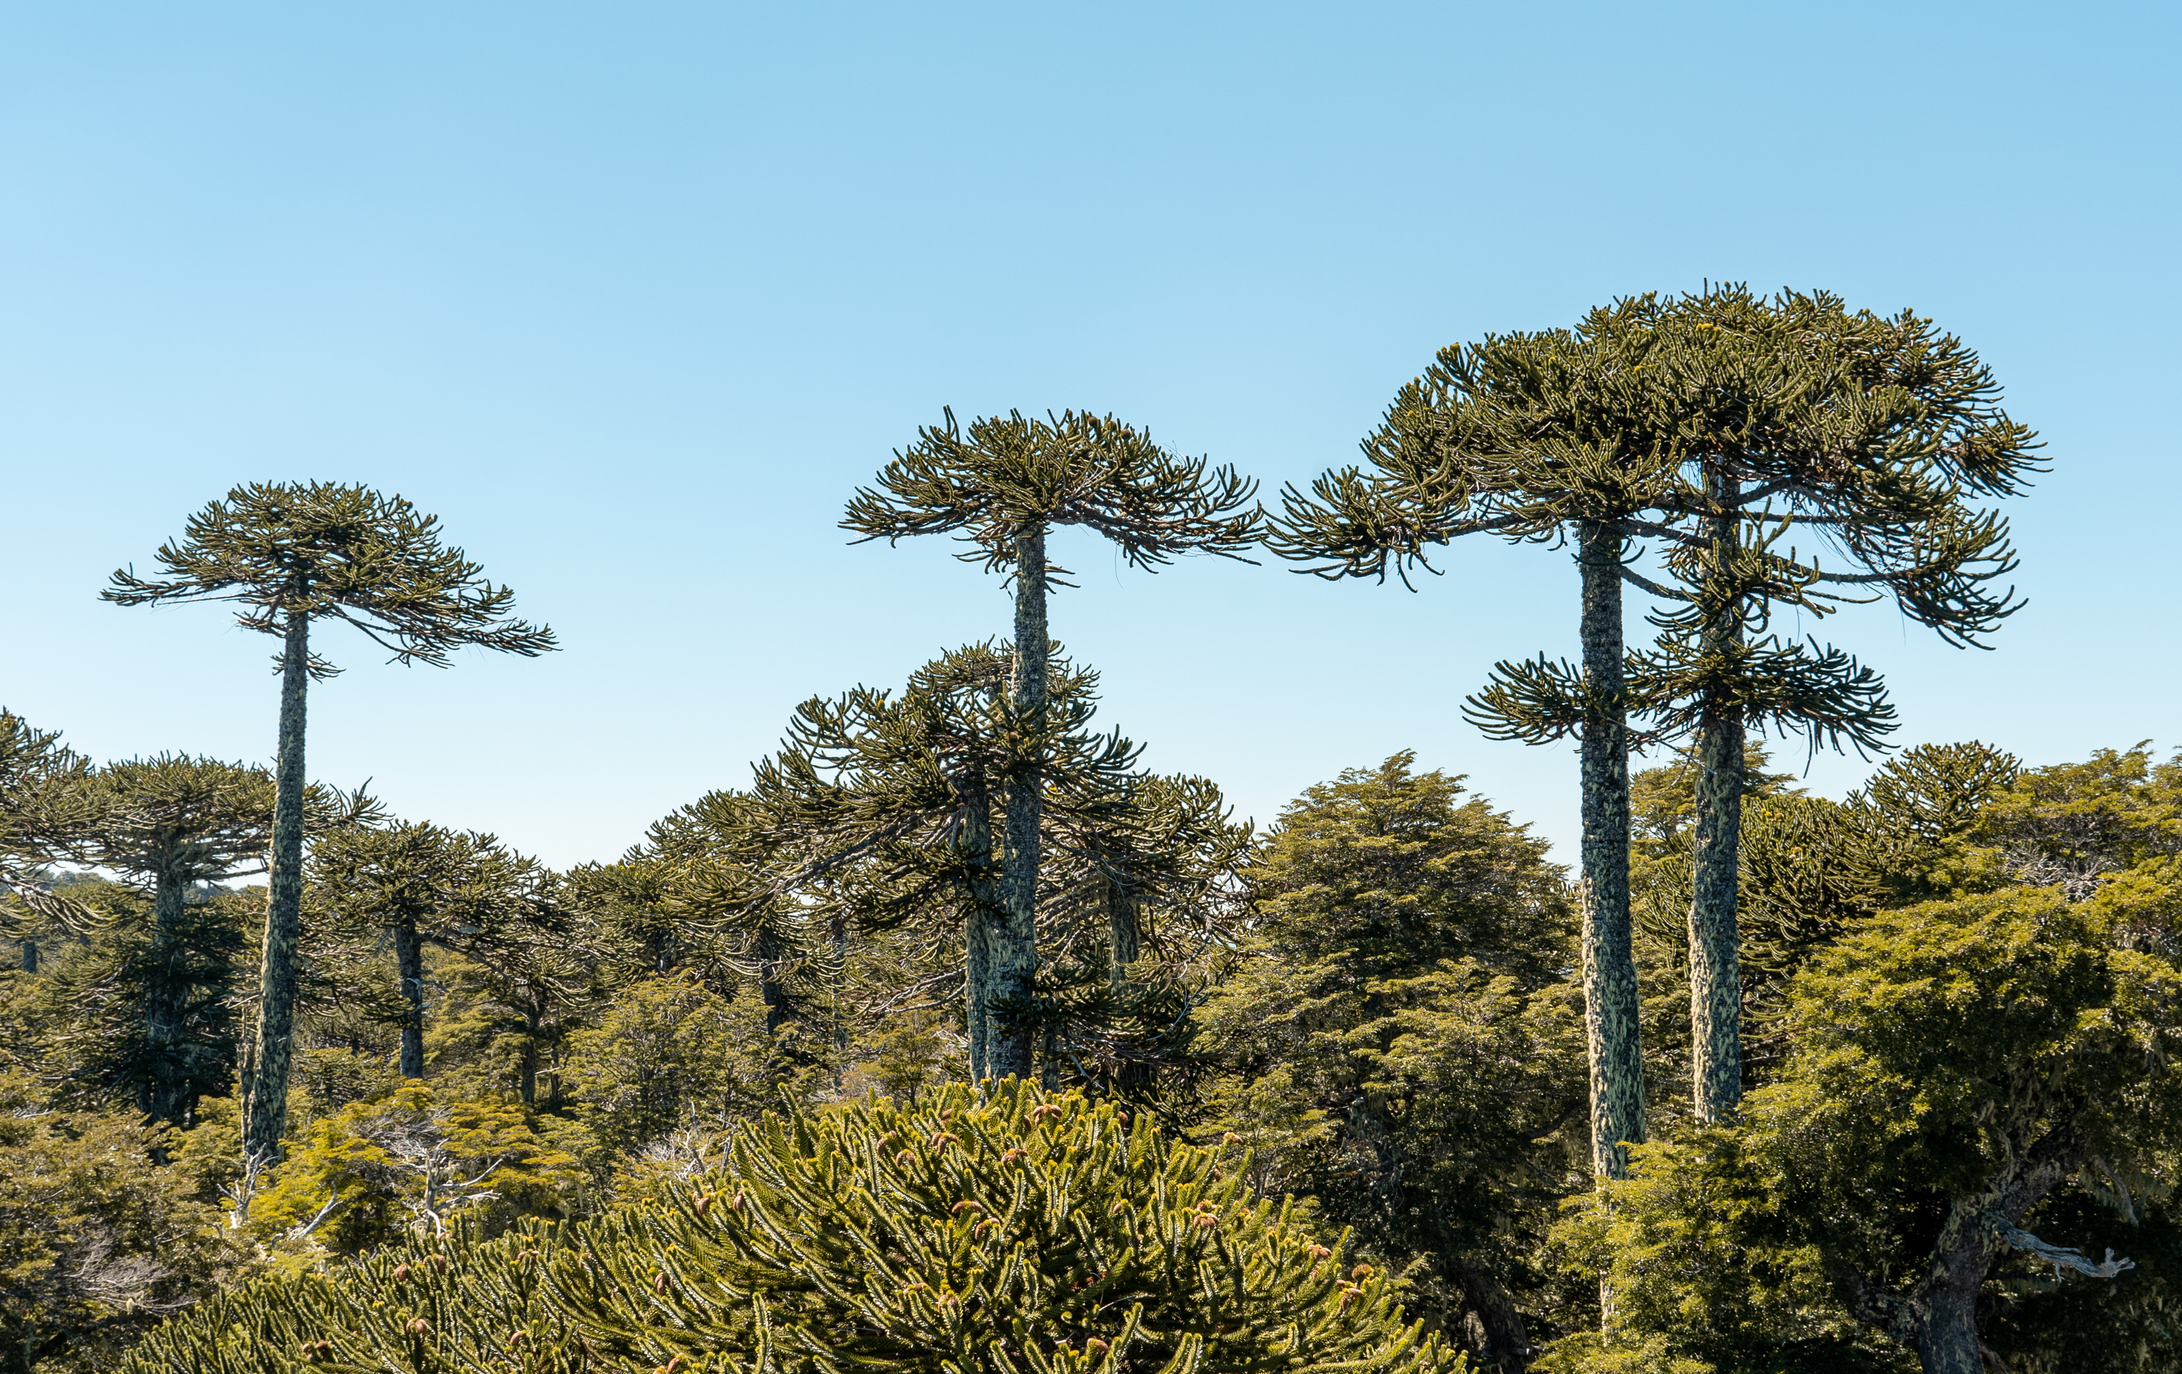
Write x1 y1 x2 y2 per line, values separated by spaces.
309 821 551 1080
75 757 283 1126
104 482 556 1177
843 410 1259 1081
1271 308 1680 1180
1624 287 2038 1123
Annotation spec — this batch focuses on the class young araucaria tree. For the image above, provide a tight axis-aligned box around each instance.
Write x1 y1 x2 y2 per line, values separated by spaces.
309 821 552 1081
1623 287 2038 1124
104 482 555 1178
72 755 376 1126
0 710 97 968
843 410 1259 1081
1270 306 1681 1181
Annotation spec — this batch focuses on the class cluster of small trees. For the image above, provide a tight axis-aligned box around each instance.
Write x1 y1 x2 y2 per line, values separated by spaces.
8 285 2177 1374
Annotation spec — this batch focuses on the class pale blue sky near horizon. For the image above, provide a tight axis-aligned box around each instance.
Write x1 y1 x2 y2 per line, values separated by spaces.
2 2 2175 870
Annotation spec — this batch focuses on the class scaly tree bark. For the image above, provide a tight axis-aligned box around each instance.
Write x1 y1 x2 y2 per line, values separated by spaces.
1272 311 1681 1180
844 410 1259 1080
105 481 555 1183
1574 521 1644 1178
1622 287 2041 1122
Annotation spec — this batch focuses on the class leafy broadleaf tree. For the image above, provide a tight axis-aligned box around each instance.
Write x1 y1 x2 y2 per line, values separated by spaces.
844 410 1259 1080
104 481 556 1176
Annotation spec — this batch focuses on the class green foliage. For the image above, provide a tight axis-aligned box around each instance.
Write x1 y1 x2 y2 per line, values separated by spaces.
124 1084 1463 1374
1237 752 1572 985
31 878 253 1122
250 1082 578 1256
102 482 557 674
561 974 818 1174
1195 754 1581 1365
117 1220 583 1374
843 409 1261 573
1546 869 2182 1369
0 1074 252 1374
556 1080 1463 1374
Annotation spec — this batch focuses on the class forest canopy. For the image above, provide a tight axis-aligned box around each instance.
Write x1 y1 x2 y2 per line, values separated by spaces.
7 291 2154 1374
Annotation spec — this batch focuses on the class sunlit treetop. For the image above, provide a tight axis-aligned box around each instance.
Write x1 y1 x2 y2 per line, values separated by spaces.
842 408 1263 578
102 480 557 677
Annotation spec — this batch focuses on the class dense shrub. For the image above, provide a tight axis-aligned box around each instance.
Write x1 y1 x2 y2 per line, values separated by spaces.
121 1082 1467 1374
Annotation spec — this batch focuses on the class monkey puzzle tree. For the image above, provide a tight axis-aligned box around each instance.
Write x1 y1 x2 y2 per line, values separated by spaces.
69 755 378 1126
1619 286 2038 1123
309 821 553 1081
844 412 1259 1080
0 711 98 962
104 481 556 1173
1272 306 1681 1180
749 643 1142 1083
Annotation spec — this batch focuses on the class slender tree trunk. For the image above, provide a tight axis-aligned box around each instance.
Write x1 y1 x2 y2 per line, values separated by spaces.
1688 473 1745 1124
243 610 310 1171
755 927 787 1035
991 526 1048 1082
395 921 426 1079
20 939 35 973
952 767 1001 1083
143 861 192 1125
1577 520 1645 1179
519 1002 541 1106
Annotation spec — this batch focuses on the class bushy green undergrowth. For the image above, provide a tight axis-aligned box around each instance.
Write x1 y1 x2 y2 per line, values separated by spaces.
120 1082 1466 1374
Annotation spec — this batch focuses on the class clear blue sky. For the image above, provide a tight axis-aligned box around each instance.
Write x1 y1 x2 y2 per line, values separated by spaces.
3 2 2174 868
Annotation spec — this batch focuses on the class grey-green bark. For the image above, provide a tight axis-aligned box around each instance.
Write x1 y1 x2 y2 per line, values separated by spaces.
394 921 426 1079
990 527 1047 1082
754 927 788 1037
243 611 310 1165
142 863 193 1124
951 765 1001 1083
1687 474 1745 1124
1577 520 1644 1180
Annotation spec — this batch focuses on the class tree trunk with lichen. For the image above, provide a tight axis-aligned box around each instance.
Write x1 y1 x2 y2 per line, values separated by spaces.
950 765 1002 1083
395 921 426 1079
990 527 1047 1082
1578 520 1645 1180
1688 472 1745 1124
142 860 194 1126
242 610 309 1173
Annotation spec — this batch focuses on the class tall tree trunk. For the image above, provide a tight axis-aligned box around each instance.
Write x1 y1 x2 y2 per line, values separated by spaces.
991 526 1048 1082
243 610 309 1171
395 921 426 1079
143 861 192 1125
952 767 1000 1083
1577 520 1645 1179
1688 474 1745 1124
20 939 35 973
